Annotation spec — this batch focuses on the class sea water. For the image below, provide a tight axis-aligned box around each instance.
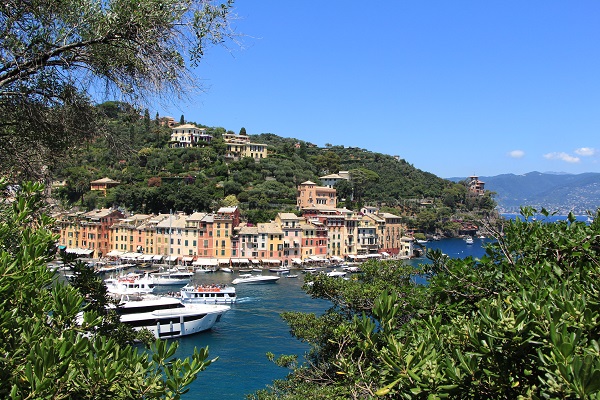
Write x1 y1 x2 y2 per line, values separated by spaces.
173 238 492 399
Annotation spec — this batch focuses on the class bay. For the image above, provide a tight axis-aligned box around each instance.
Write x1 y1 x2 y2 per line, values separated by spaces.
168 237 490 399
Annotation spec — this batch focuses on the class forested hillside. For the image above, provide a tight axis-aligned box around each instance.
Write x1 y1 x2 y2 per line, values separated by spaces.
51 102 491 225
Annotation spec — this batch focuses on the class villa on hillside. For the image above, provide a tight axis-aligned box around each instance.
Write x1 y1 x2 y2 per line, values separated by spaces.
169 124 213 148
90 177 120 195
296 181 337 210
468 175 486 195
222 132 268 161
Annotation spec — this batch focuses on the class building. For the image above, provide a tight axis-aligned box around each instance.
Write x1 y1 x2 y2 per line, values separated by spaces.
90 177 120 195
222 132 268 160
169 124 213 148
319 171 350 188
296 181 337 210
468 176 485 195
55 208 124 258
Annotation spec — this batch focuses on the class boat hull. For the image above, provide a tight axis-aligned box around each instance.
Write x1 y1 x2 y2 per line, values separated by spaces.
118 299 229 339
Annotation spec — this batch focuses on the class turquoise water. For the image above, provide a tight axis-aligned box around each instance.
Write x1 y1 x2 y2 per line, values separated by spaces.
169 238 492 399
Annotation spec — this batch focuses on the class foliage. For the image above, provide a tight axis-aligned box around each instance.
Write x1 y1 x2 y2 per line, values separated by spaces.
0 0 236 181
0 180 215 399
255 207 600 399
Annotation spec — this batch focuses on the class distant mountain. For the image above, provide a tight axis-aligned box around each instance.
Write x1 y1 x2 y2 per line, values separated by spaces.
449 172 600 214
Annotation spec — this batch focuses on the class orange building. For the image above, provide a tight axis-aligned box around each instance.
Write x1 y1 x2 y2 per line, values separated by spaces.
296 181 337 210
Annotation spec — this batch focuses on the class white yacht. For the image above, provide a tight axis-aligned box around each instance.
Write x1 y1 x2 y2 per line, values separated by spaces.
114 295 229 339
465 236 474 245
151 269 193 286
231 274 280 285
180 283 237 304
105 273 155 295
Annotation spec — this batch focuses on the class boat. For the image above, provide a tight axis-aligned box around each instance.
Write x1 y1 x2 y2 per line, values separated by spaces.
465 236 474 245
220 267 233 273
105 272 156 295
342 265 361 273
285 274 299 278
180 283 237 304
269 266 290 274
151 268 193 286
231 274 280 285
326 270 347 278
302 267 317 274
114 295 229 339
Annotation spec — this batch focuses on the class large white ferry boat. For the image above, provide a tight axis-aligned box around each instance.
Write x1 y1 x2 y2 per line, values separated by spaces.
115 295 229 339
180 283 237 304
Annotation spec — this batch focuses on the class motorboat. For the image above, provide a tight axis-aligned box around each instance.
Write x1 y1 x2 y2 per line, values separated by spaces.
180 283 237 304
302 267 317 274
285 274 299 278
465 236 474 245
231 274 280 285
220 267 233 273
326 270 347 278
269 266 290 274
151 268 193 286
114 295 229 339
105 272 155 295
342 265 361 273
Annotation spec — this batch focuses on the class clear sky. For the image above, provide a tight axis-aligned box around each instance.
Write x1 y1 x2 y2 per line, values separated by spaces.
158 1 600 179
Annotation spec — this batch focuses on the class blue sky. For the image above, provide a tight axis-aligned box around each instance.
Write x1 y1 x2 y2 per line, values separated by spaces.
159 1 600 178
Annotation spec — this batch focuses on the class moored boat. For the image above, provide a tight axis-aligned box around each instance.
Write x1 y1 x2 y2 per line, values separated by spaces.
231 274 280 285
114 295 229 339
180 283 237 304
105 272 155 295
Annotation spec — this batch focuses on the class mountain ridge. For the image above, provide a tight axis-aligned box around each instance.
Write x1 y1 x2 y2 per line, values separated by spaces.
449 172 600 214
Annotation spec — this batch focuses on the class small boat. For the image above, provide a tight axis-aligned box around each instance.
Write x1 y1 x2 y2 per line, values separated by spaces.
326 270 347 278
251 268 263 273
114 295 229 339
302 267 317 274
221 267 233 273
465 236 474 245
269 266 290 273
151 269 193 286
342 265 361 273
231 274 280 285
180 283 236 304
285 274 299 278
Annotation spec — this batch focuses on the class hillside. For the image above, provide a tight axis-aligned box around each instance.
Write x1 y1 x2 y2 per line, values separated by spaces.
50 103 463 222
451 172 600 214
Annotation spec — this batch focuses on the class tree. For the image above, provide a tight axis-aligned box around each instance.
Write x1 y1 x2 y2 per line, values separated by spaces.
180 114 185 125
0 0 236 181
0 180 215 399
254 208 600 399
239 127 247 136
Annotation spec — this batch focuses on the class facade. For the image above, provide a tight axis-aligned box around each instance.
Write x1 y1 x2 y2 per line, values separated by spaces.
468 176 485 195
90 177 120 195
169 124 213 148
55 204 415 265
296 181 337 210
319 171 350 188
222 132 268 160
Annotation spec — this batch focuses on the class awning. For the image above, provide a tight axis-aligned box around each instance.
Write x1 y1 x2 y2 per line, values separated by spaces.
165 255 178 262
231 258 250 264
218 258 230 264
367 254 382 258
193 258 218 266
250 259 260 264
106 250 123 257
330 256 344 262
152 255 164 261
182 256 194 262
121 252 143 260
66 248 93 255
380 252 390 257
292 258 303 265
261 259 280 264
309 255 327 262
142 254 154 261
